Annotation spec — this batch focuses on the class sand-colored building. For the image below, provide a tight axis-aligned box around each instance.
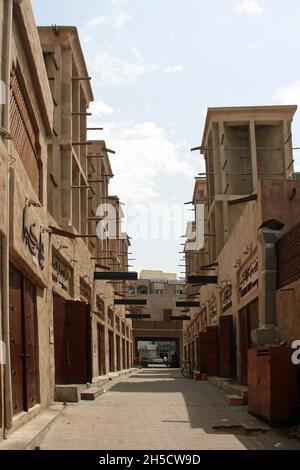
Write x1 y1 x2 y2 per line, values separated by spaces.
0 1 133 439
129 271 186 361
184 106 300 389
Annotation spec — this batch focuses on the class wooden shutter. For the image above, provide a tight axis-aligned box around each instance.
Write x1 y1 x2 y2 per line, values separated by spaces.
10 70 40 198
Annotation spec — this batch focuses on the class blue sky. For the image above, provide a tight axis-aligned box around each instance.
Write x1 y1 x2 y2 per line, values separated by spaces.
32 0 300 276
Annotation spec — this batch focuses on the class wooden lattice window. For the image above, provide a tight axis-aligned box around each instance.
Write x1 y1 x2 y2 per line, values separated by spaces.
277 221 300 289
10 69 40 198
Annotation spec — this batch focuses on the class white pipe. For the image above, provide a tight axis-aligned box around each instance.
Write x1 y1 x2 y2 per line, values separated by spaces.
1 0 13 438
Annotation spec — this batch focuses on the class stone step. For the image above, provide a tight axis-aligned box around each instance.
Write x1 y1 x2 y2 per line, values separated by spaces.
80 387 105 401
221 382 248 401
0 405 64 450
208 376 231 388
225 394 246 406
54 385 86 403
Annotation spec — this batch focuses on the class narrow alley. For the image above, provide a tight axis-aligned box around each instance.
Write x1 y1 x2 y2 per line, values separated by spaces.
36 369 300 451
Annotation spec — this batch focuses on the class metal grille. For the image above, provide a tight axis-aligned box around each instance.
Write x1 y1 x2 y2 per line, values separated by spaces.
10 71 40 197
277 222 300 288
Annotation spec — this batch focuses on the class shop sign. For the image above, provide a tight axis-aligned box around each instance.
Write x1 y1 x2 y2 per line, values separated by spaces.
209 295 217 322
222 283 233 312
52 256 71 293
239 255 259 299
22 205 45 270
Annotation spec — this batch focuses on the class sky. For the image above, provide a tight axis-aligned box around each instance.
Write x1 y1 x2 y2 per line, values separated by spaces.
32 0 300 276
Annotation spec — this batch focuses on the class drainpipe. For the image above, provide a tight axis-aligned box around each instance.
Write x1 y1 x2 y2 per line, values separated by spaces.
1 0 14 438
251 219 284 346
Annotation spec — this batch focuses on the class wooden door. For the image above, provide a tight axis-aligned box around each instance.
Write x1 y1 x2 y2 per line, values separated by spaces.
199 332 207 372
23 278 38 409
116 335 121 371
97 324 106 376
65 301 91 384
9 265 39 415
205 326 219 376
239 299 259 385
53 295 68 384
108 331 114 372
9 266 25 415
126 341 129 369
239 308 249 385
219 315 234 378
53 297 91 384
122 338 126 370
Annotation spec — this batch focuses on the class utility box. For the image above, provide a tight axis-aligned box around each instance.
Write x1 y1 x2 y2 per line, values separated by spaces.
248 346 299 424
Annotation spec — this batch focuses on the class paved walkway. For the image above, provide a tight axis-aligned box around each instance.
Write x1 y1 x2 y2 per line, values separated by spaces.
40 369 300 450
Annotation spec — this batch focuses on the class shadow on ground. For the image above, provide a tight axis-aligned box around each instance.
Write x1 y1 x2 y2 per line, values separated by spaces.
109 368 300 450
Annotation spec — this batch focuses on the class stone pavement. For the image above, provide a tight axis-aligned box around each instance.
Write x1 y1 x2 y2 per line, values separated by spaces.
40 369 300 450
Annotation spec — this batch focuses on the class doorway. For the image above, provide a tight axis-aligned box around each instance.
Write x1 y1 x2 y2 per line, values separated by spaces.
116 335 121 371
108 330 114 372
97 324 106 376
239 298 259 385
53 296 92 384
9 264 39 415
219 315 235 379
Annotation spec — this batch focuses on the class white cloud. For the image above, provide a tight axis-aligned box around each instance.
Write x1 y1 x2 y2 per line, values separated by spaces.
165 65 184 73
113 12 131 30
88 16 108 27
131 46 143 62
236 0 262 14
101 121 195 204
88 100 114 117
274 81 300 105
88 52 158 86
82 36 93 45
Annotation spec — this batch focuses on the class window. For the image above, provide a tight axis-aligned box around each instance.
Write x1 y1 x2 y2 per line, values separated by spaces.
10 69 40 198
137 285 148 295
154 289 164 295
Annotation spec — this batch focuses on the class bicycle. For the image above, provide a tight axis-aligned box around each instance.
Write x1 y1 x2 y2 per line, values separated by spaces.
180 359 193 379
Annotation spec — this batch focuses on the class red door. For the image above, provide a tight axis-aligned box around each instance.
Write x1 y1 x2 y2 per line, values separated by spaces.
199 332 207 372
97 324 106 376
53 297 91 384
116 335 121 371
108 331 114 372
239 308 249 385
126 341 129 369
219 315 234 378
122 338 126 370
65 301 91 384
53 296 68 384
9 266 25 415
23 278 39 409
205 326 219 376
239 299 259 385
9 265 39 415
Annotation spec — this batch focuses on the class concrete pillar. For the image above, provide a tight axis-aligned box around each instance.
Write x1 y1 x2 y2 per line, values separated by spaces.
252 219 284 345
